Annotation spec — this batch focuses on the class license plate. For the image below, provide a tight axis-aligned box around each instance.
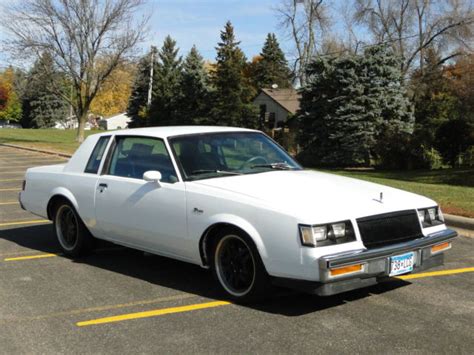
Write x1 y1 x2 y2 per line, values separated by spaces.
390 252 415 276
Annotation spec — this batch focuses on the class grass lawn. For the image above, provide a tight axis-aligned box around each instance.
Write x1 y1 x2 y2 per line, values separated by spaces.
0 128 98 154
324 169 474 218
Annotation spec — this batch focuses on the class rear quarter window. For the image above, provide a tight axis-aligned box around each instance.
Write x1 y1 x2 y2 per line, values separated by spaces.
84 136 111 174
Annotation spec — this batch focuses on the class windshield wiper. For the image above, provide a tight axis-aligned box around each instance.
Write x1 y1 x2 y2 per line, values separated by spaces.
190 169 242 176
251 162 294 170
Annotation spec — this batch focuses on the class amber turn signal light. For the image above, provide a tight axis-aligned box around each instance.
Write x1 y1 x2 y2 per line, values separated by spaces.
330 264 363 276
431 242 451 254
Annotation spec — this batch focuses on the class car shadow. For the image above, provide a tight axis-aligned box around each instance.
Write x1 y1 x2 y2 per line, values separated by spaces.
0 224 411 316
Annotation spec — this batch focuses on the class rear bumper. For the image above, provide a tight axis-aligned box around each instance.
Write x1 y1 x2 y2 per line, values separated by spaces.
272 228 458 296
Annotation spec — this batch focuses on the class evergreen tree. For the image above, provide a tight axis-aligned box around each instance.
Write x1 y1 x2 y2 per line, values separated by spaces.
212 21 258 128
21 53 67 128
255 33 292 89
178 46 211 124
127 47 157 127
149 36 182 126
297 45 414 167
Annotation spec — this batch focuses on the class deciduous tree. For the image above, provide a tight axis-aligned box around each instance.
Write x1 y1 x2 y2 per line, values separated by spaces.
354 0 474 76
90 61 135 117
2 0 147 141
276 0 330 86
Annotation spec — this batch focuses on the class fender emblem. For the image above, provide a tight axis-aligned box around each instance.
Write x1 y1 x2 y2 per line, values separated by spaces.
193 207 204 214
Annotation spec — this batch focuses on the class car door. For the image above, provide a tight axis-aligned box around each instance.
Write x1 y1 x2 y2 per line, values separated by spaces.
94 136 190 260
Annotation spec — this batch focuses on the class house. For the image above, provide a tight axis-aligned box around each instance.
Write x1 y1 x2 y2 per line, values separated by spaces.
98 112 130 130
54 114 100 130
252 88 301 129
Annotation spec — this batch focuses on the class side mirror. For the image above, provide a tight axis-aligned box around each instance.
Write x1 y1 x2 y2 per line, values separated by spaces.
143 170 162 185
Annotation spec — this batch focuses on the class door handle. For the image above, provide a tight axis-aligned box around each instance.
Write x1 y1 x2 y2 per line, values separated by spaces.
98 183 108 193
99 183 108 188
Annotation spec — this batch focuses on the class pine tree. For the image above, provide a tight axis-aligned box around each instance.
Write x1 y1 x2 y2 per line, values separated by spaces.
178 45 211 124
21 53 67 128
212 21 258 128
127 47 157 127
255 33 292 89
297 45 414 167
149 36 182 126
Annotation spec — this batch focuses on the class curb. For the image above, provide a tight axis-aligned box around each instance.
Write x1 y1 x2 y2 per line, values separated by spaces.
444 214 474 231
0 143 72 158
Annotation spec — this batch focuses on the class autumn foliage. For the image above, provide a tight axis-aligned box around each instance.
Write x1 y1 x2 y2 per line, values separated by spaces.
0 85 8 110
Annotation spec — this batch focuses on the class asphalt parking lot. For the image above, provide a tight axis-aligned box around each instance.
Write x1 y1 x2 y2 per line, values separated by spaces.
1 145 473 354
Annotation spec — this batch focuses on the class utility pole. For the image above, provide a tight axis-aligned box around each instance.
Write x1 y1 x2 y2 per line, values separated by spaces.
147 47 155 107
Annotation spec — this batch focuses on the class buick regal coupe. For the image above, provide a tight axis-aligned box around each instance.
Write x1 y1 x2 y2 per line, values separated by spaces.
19 126 457 302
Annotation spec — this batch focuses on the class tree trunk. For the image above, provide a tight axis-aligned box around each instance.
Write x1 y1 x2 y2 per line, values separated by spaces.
76 113 87 143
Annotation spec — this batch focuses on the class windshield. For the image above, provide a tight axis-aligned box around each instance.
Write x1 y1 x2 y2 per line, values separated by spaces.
169 132 302 181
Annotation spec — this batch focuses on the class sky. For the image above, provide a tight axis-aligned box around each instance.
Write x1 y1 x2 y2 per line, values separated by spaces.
0 0 351 68
141 0 296 61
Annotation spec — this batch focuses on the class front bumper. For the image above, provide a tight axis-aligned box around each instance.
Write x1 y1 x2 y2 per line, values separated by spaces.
272 228 458 296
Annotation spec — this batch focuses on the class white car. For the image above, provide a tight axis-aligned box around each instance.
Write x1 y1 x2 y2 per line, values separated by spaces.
19 126 457 302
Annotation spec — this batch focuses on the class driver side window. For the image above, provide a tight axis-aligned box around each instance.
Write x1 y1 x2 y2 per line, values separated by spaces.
108 136 178 183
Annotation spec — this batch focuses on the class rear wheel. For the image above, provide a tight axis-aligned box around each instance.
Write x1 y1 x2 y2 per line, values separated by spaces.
53 201 93 257
211 229 270 303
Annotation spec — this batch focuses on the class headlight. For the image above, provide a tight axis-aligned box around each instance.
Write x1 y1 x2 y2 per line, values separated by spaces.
299 221 356 247
417 206 444 228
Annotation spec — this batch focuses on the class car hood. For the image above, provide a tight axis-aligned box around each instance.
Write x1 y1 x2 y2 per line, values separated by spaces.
192 170 435 223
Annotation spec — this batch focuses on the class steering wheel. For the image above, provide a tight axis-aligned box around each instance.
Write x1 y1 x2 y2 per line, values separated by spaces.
239 156 269 170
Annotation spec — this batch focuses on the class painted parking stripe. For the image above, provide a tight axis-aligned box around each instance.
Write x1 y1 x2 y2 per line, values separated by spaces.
3 294 196 323
77 300 231 327
0 188 20 192
2 246 125 261
4 253 58 261
0 201 17 205
398 267 474 280
0 219 50 227
0 171 26 175
0 178 22 182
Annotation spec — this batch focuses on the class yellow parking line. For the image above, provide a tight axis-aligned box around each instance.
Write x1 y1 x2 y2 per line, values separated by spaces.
0 219 49 227
3 294 196 323
0 201 17 205
0 171 25 175
398 267 474 280
0 178 22 182
77 300 231 327
0 188 20 192
4 253 58 261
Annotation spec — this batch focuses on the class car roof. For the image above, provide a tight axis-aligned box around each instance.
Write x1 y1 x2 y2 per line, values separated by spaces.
96 126 258 139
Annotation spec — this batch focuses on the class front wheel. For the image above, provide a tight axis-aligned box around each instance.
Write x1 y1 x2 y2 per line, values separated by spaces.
211 230 270 303
53 201 94 257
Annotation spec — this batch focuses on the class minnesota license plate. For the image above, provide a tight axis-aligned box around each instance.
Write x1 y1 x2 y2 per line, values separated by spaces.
390 252 415 276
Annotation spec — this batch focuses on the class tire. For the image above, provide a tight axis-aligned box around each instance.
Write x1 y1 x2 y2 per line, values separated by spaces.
210 228 271 303
53 200 94 257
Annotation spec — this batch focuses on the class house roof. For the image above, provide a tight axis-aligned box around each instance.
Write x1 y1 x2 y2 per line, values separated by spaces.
103 112 130 122
259 88 301 114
